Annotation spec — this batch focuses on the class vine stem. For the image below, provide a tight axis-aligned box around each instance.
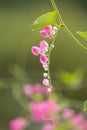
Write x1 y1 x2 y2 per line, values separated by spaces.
48 27 60 87
50 0 87 52
50 0 63 24
47 27 60 130
63 24 87 51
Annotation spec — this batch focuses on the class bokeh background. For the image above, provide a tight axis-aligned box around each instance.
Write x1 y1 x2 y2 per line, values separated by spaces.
0 0 87 129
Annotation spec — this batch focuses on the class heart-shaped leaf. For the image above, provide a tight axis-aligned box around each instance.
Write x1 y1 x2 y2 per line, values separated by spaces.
76 31 87 41
30 11 57 31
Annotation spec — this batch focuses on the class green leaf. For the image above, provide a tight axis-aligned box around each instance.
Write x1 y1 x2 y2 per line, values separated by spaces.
58 69 84 90
76 31 87 41
30 11 57 31
83 100 87 112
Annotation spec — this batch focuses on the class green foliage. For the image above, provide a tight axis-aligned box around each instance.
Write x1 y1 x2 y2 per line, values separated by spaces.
12 83 28 112
8 65 30 85
30 11 57 31
76 31 87 41
12 84 22 100
58 69 84 90
83 100 87 112
57 124 70 130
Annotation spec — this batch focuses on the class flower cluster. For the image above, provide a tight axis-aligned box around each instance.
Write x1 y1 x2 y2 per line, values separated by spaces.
9 83 87 130
31 40 49 69
41 109 87 130
40 25 57 39
29 100 59 122
31 25 57 90
23 83 52 96
9 117 27 130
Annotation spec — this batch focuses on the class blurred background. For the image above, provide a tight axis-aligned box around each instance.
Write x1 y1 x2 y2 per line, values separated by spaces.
0 0 87 129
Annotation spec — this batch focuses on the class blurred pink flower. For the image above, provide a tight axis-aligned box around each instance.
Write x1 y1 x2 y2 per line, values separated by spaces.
31 46 41 56
62 108 74 118
23 84 33 97
81 121 87 129
33 84 43 94
41 123 54 130
40 40 49 53
70 113 86 130
29 100 59 122
9 117 27 130
71 113 84 125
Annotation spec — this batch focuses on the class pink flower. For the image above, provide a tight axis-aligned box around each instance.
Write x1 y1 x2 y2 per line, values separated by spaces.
62 108 74 118
42 100 59 120
33 84 43 94
71 114 84 126
40 25 57 39
40 54 48 64
40 40 49 53
31 46 41 56
40 25 53 39
42 78 49 86
41 123 54 130
81 121 87 129
9 117 27 130
29 100 59 122
23 84 33 97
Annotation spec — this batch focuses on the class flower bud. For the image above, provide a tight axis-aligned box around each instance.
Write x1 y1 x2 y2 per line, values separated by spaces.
42 78 49 86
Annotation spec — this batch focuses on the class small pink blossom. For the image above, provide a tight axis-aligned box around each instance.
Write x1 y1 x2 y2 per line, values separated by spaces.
40 40 49 53
23 84 33 97
9 117 27 130
40 25 53 39
40 25 57 39
42 78 49 86
40 54 48 64
31 46 41 56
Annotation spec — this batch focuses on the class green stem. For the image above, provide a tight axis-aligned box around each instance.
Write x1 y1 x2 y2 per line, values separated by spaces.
63 24 87 51
48 27 60 89
47 53 51 89
50 0 87 52
47 27 60 130
50 0 63 24
48 51 57 130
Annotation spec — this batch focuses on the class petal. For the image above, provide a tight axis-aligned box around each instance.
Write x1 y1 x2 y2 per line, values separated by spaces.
40 54 48 64
31 46 41 56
